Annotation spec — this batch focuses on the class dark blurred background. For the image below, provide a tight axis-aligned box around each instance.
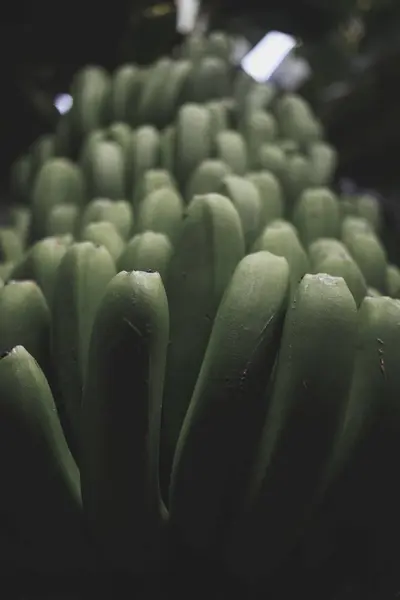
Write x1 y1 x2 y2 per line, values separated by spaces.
1 0 400 198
